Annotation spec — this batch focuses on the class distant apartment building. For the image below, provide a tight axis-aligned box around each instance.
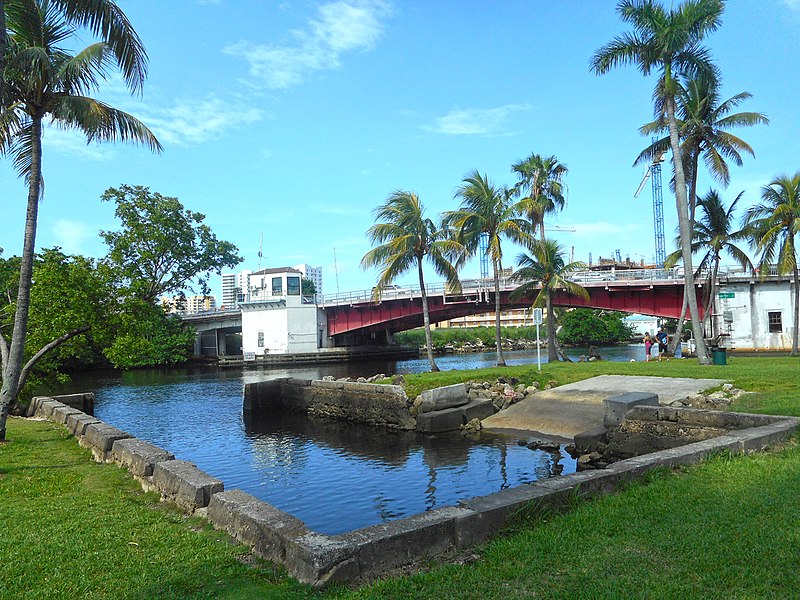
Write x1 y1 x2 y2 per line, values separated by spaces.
294 263 323 297
434 307 534 328
161 294 216 314
221 270 252 308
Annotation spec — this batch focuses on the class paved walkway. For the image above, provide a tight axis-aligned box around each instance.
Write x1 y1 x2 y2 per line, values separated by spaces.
482 374 726 440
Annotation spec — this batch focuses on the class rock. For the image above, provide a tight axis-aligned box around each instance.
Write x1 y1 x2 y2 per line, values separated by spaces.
482 382 491 390
524 386 538 396
356 377 368 383
392 374 406 385
509 377 519 386
460 418 482 434
722 383 735 392
321 375 335 381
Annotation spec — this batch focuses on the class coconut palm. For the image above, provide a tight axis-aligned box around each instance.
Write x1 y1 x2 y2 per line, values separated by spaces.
361 191 462 372
1 0 148 102
591 0 725 365
743 173 800 355
511 153 568 241
636 74 768 219
666 189 752 342
511 239 588 362
445 170 531 367
638 75 767 353
0 0 160 441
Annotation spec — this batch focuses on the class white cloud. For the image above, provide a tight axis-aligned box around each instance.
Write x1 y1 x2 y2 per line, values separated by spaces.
223 1 391 89
42 127 116 161
52 219 94 254
139 96 265 147
423 104 534 137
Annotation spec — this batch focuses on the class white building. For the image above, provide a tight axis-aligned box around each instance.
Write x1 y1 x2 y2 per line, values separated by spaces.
240 267 328 355
716 275 796 351
221 270 252 308
294 263 323 297
624 314 659 337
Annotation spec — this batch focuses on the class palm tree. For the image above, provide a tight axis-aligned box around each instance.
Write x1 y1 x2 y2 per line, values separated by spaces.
1 0 148 101
0 0 160 441
511 153 568 241
591 0 726 365
666 189 752 342
743 173 800 355
361 191 462 372
637 74 767 354
636 74 768 219
511 240 588 362
445 170 531 367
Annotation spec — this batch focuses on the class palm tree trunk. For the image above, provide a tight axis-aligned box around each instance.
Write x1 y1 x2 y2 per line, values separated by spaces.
705 257 720 342
792 265 799 356
666 93 710 364
546 292 557 362
417 257 439 372
493 261 506 367
0 116 43 441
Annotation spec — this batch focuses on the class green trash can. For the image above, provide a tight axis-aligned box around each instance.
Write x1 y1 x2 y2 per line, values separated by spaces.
712 348 727 365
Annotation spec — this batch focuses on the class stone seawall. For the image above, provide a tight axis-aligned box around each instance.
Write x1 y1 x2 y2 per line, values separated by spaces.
27 392 800 588
244 378 416 430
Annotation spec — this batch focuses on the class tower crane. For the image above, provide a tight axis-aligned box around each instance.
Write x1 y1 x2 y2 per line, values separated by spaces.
634 148 667 267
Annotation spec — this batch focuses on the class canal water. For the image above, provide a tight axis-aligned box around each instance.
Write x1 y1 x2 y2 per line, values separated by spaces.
61 346 640 534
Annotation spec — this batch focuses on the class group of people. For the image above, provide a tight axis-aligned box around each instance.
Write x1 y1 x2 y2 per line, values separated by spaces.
643 328 669 362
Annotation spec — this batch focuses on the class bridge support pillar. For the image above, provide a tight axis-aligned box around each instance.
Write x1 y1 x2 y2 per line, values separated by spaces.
217 329 228 356
193 333 202 358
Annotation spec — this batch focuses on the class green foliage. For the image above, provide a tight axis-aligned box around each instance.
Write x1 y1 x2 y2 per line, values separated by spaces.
395 326 545 349
104 300 195 369
301 277 316 296
101 184 242 303
558 309 633 345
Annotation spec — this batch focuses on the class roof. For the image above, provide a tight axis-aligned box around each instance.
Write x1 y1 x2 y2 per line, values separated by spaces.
251 267 303 275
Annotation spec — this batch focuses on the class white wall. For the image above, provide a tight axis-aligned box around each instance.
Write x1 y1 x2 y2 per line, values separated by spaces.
719 280 796 351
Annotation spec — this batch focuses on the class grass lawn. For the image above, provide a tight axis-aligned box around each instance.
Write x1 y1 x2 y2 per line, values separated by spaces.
1 356 798 598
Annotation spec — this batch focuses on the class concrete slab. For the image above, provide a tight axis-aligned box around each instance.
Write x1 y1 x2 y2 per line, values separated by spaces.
482 375 725 437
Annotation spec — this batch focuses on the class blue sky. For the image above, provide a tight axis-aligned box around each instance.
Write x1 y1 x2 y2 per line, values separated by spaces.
1 0 799 300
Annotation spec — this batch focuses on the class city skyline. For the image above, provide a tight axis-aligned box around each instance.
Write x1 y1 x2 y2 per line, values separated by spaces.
1 1 798 297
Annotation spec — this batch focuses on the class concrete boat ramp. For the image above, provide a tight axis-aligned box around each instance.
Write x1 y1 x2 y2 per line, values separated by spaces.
482 375 725 439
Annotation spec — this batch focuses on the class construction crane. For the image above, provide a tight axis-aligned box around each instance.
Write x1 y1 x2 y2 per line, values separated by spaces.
634 147 667 267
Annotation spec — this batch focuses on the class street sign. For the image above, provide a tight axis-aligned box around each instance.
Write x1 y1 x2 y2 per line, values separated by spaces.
719 292 735 299
532 308 543 325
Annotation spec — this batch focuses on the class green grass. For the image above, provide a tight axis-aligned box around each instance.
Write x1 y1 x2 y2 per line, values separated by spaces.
0 419 314 599
2 356 799 598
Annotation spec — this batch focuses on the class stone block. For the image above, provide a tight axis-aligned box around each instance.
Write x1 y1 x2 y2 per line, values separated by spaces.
574 426 608 453
209 490 311 564
83 422 133 453
603 392 658 427
416 398 495 433
283 532 355 588
337 506 464 580
66 412 101 437
111 438 175 477
51 405 83 425
152 459 223 510
39 399 67 419
52 392 94 415
458 483 556 540
730 421 799 452
418 383 468 413
26 396 47 417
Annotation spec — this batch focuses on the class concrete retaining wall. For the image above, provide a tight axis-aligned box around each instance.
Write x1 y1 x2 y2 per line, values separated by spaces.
28 394 800 588
244 378 415 430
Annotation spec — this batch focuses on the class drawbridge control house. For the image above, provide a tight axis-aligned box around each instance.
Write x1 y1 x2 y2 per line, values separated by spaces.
240 267 328 355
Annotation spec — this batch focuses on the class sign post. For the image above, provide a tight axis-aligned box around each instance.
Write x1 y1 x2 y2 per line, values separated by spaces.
532 308 543 372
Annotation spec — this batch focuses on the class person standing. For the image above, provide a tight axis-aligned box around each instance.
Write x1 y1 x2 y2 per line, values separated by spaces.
656 328 669 361
644 332 653 362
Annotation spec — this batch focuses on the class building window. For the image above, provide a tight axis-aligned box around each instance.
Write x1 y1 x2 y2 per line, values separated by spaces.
257 331 264 348
287 276 301 296
272 277 282 296
768 311 782 333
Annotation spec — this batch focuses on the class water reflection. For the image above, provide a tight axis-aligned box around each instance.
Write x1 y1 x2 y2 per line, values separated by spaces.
53 348 625 533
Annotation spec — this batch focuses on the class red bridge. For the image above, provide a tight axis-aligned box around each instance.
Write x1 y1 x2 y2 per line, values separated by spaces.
321 270 702 346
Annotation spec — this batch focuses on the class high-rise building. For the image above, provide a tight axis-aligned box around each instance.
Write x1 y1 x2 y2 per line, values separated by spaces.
294 263 323 297
221 270 252 307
